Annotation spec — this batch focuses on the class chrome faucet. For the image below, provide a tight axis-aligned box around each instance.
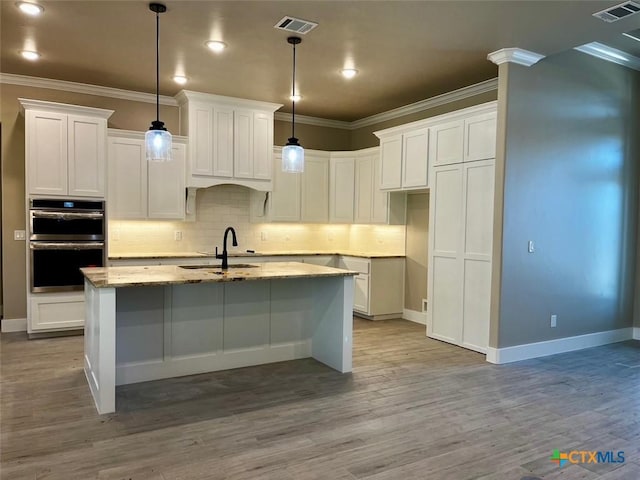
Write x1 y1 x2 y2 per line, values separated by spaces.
215 227 238 269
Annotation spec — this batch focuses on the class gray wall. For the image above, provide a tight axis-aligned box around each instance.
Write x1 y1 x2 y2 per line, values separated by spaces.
404 193 429 312
495 50 639 348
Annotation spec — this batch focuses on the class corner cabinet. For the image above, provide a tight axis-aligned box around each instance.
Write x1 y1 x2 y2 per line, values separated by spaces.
426 101 497 354
107 129 187 220
376 127 429 191
20 99 113 198
175 90 281 192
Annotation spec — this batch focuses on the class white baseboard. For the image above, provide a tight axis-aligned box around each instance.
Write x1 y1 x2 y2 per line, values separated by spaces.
403 308 427 325
1 318 28 333
486 327 633 364
633 327 640 340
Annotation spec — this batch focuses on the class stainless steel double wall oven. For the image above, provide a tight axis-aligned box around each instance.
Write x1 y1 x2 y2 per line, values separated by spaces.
29 199 105 293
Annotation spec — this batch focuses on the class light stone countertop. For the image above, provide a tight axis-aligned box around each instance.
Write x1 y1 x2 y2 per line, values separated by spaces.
82 262 358 289
108 250 405 260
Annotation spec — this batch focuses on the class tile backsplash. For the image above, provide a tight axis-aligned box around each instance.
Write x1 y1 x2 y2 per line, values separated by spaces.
108 185 405 255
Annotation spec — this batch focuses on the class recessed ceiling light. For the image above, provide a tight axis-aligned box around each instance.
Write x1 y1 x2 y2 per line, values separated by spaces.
205 41 227 53
17 2 43 16
341 68 358 79
290 94 302 102
173 75 188 85
20 50 40 61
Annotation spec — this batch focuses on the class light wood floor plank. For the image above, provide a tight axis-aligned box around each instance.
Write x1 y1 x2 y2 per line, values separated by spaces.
1 318 639 479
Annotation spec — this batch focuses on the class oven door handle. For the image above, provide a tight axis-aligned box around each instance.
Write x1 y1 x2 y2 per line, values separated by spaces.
31 211 104 220
30 242 104 250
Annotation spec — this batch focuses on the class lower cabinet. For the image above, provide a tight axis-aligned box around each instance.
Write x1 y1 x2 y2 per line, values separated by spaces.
339 256 404 320
28 292 85 333
427 158 495 353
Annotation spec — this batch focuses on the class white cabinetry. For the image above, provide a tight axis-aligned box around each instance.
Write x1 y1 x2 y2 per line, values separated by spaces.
301 154 330 223
329 154 355 223
354 148 406 225
250 149 331 223
20 99 113 198
107 130 187 220
176 91 281 191
339 256 404 320
376 127 429 191
427 102 497 354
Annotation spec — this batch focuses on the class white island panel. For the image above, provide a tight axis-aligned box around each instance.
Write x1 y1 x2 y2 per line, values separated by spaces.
83 264 354 414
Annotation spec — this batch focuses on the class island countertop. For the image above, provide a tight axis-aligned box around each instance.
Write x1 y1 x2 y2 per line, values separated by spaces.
81 261 357 288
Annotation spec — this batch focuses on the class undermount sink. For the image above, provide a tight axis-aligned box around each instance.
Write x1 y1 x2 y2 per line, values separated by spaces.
179 264 259 269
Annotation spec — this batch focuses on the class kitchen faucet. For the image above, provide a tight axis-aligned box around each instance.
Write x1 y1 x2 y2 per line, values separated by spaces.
215 227 238 269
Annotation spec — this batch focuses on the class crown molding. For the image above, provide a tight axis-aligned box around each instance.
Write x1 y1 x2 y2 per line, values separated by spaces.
175 90 282 112
574 42 640 71
19 98 114 118
274 112 352 129
2 72 499 131
1 73 177 106
349 78 498 129
487 48 545 67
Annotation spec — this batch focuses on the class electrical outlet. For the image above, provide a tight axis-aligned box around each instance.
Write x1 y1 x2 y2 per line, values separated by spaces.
550 314 557 328
174 231 183 241
111 230 120 241
260 231 267 241
14 230 26 241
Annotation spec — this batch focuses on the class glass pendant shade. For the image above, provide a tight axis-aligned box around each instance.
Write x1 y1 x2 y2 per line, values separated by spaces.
146 3 172 162
282 138 304 173
145 124 172 162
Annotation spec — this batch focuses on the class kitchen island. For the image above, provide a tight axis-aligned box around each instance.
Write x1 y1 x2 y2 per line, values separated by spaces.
81 262 356 414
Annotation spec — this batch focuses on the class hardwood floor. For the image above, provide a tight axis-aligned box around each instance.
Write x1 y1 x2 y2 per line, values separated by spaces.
1 318 639 480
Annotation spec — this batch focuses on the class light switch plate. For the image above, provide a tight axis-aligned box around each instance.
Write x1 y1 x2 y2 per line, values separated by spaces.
14 230 26 241
528 240 535 253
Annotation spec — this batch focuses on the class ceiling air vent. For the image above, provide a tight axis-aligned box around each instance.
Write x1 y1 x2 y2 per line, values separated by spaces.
274 16 318 35
593 1 640 22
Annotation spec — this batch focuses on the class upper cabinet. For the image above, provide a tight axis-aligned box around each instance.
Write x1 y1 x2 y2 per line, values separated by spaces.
175 91 281 192
20 99 113 198
329 154 356 223
107 130 187 220
377 128 429 191
374 101 497 192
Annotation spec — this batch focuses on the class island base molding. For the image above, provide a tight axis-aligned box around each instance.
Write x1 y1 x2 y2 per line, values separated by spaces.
84 276 353 414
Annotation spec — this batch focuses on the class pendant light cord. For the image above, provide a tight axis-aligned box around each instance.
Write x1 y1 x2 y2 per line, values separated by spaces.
291 40 296 140
155 8 160 123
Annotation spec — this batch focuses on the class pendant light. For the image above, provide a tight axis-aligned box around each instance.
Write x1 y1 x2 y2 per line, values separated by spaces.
145 2 172 162
282 36 304 173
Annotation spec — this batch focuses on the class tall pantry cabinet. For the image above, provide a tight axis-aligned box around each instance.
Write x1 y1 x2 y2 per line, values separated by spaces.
427 104 497 353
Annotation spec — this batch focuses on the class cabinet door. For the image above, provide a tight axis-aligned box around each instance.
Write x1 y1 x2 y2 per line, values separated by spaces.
233 109 253 178
148 143 186 219
107 137 147 219
27 110 68 196
68 115 106 197
371 152 390 224
402 127 429 189
329 157 355 223
427 163 463 345
460 159 494 353
190 103 214 175
353 274 370 314
270 152 301 222
464 111 497 162
354 155 373 224
379 135 402 190
253 112 272 180
301 155 329 223
212 106 234 178
430 119 463 167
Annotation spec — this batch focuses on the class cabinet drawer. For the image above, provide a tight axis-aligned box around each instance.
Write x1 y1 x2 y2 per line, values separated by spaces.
339 256 370 274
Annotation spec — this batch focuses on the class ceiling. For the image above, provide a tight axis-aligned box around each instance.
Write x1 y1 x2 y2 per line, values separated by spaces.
2 1 640 122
